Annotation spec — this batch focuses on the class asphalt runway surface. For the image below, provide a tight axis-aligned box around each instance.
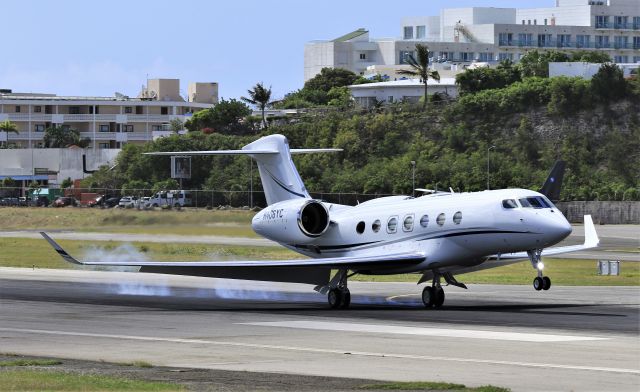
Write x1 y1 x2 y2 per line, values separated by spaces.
1 268 638 391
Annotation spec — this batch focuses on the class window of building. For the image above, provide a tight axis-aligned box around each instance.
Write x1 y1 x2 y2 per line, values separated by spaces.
634 17 640 29
372 219 381 233
518 33 533 47
498 33 513 46
161 107 169 115
99 142 110 149
614 36 628 49
388 96 394 103
359 53 366 60
403 215 414 232
478 52 494 62
152 125 163 132
34 106 42 113
99 124 110 132
634 37 640 49
416 25 426 39
614 55 629 63
453 211 462 225
614 16 627 29
420 215 429 228
399 50 415 64
596 35 610 48
45 106 52 114
460 52 474 61
436 213 446 226
403 26 414 40
633 56 640 63
356 221 365 234
136 106 143 115
124 106 132 114
576 35 591 48
123 125 134 132
558 34 571 47
595 15 609 28
544 19 548 25
69 106 80 114
15 106 20 113
498 52 513 61
35 124 45 132
538 34 552 47
387 216 398 233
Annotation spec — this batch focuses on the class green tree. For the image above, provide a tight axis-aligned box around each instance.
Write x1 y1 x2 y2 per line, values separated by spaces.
591 63 626 102
60 177 73 189
0 120 19 148
327 86 353 107
43 126 86 148
152 178 180 193
184 98 252 135
303 68 359 92
397 44 440 109
169 118 184 133
241 82 272 128
570 50 611 63
518 50 570 78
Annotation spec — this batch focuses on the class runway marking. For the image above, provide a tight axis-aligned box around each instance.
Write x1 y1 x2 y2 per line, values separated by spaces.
242 321 608 343
0 327 637 375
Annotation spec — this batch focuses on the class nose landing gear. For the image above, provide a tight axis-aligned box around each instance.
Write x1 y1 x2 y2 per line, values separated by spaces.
528 249 551 291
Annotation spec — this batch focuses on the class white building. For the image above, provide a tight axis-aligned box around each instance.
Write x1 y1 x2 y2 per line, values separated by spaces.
348 78 457 108
305 0 640 81
549 61 639 78
0 79 217 149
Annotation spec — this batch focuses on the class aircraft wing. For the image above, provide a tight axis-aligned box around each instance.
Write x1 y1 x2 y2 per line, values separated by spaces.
40 232 425 269
494 215 600 260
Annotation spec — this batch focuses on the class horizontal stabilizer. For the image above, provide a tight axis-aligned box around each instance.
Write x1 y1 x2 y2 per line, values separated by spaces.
144 148 341 156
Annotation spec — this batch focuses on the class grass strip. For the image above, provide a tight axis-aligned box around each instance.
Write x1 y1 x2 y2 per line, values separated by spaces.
0 369 184 391
358 381 510 391
0 359 62 367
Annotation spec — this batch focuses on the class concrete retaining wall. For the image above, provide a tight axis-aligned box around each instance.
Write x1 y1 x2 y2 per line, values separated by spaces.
556 201 640 224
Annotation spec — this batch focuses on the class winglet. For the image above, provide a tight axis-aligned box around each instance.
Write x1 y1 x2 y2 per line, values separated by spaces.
40 232 84 265
583 215 600 248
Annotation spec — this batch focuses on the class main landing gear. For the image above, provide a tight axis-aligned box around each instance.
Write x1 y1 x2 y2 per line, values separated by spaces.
528 249 551 291
327 269 352 309
421 271 467 309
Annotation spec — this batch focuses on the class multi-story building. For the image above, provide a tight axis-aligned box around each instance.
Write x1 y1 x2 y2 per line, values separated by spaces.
304 0 640 80
0 79 218 149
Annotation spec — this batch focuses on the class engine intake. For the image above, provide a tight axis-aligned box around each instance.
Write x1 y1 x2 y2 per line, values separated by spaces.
298 200 330 237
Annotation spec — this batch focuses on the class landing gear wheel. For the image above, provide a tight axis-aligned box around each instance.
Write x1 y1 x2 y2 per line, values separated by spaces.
542 276 551 291
422 286 435 308
339 288 351 309
434 287 445 308
328 288 342 309
533 276 544 291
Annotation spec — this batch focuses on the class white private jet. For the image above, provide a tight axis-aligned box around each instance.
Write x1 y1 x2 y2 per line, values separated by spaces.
42 134 599 309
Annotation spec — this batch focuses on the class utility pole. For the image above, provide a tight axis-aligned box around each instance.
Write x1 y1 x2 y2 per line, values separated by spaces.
487 145 496 190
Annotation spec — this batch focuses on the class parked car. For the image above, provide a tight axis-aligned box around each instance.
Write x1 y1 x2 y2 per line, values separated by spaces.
29 196 49 207
118 196 139 208
87 195 105 208
0 197 19 206
53 197 78 207
103 197 121 208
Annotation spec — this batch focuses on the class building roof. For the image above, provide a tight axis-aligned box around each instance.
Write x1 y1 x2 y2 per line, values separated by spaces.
348 78 457 89
332 28 368 42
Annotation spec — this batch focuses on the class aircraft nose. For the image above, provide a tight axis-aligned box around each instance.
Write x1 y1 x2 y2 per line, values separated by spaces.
552 216 572 240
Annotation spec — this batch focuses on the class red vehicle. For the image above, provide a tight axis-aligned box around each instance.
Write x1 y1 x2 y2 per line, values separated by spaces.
53 196 78 207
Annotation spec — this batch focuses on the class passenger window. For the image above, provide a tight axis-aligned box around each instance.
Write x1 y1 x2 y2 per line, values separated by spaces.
356 221 365 234
420 215 429 228
436 213 445 226
387 217 398 233
453 211 462 224
403 215 414 232
372 219 381 233
502 199 518 209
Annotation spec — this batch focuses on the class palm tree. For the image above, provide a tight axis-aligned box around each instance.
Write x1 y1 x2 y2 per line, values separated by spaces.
0 120 19 148
241 83 272 127
397 44 440 110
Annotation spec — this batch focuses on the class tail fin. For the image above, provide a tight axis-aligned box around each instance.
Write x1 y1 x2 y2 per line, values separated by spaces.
145 134 340 206
539 160 565 202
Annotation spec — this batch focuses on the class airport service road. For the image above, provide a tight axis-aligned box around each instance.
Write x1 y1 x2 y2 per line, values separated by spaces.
1 268 638 392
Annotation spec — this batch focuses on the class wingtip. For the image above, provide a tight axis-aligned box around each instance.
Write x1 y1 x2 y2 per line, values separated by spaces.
583 215 600 248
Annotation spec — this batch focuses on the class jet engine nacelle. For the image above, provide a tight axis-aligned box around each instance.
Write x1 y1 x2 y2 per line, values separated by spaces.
252 199 330 244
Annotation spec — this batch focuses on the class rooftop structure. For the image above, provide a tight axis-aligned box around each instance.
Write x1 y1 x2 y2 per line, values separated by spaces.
305 0 640 81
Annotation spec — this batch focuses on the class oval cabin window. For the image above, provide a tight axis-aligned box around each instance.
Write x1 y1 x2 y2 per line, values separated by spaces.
436 213 446 226
420 215 429 228
356 221 365 234
372 219 381 233
453 211 462 225
403 215 414 232
387 217 398 233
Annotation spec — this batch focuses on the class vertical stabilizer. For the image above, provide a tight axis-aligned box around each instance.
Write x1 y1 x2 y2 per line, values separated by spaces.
539 160 566 202
243 135 310 205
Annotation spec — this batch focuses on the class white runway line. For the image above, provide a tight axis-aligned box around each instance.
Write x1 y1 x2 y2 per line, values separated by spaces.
0 327 637 375
242 321 609 342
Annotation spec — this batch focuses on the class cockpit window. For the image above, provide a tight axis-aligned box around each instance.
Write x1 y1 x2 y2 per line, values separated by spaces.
502 199 518 209
520 196 551 209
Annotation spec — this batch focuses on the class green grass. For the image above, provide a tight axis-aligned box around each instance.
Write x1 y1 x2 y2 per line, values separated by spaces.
0 359 62 367
0 369 183 391
0 238 298 269
119 360 153 368
357 381 509 391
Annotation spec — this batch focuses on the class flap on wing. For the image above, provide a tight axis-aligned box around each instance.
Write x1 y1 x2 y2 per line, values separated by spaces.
40 232 425 269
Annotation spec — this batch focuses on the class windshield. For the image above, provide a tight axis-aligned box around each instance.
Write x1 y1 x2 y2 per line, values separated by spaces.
519 196 553 209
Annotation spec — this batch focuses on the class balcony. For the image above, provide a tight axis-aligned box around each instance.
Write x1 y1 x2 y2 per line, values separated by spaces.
596 22 639 30
0 113 185 123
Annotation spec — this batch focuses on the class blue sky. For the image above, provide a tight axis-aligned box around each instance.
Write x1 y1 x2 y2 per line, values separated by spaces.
1 0 554 102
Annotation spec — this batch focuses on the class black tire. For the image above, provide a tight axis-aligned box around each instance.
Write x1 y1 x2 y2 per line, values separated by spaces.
328 288 342 309
422 286 435 308
434 287 445 308
339 288 351 309
533 276 544 291
152 203 158 207
542 276 551 290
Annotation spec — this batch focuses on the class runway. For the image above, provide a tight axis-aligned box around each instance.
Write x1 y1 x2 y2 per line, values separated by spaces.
1 268 638 391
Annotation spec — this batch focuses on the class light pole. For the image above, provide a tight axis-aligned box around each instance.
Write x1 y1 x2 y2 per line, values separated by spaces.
487 145 496 190
410 161 416 197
